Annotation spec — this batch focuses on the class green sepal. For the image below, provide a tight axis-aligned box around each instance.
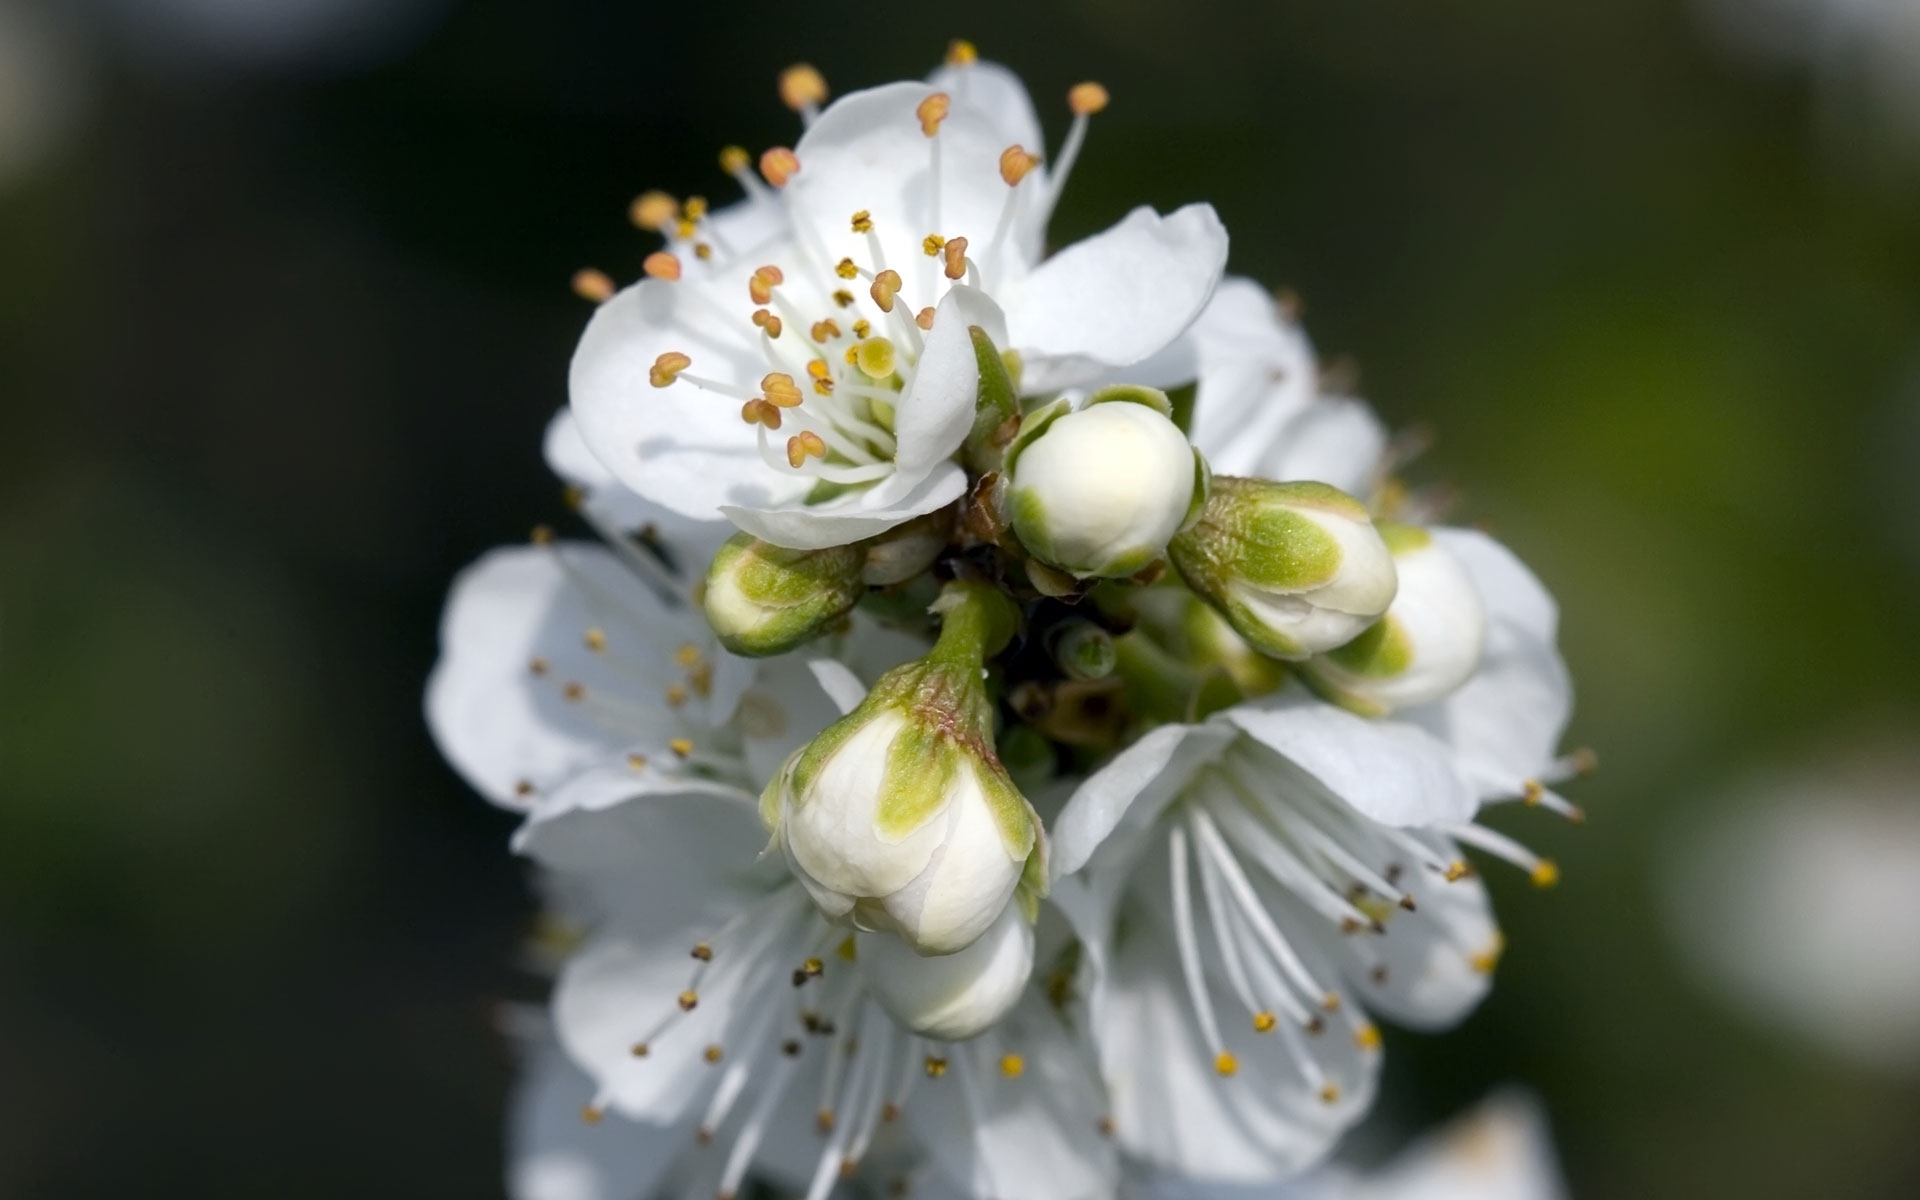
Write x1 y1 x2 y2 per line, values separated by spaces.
1181 447 1213 532
963 325 1023 474
875 723 960 839
1001 396 1072 477
1084 383 1174 418
1376 521 1433 556
704 533 864 657
1164 381 1197 435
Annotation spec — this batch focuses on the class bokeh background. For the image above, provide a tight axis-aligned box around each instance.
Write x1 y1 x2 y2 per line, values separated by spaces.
4 0 1918 1195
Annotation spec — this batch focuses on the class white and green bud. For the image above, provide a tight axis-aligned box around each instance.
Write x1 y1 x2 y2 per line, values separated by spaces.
1004 386 1209 579
1301 524 1485 715
859 508 952 586
859 902 1034 1040
1048 617 1118 681
1168 477 1398 661
702 532 863 657
761 581 1046 956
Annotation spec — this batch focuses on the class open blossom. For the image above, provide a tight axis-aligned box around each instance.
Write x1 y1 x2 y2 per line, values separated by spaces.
568 57 1227 550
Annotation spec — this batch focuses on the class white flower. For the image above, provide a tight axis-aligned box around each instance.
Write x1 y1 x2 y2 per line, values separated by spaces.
1006 386 1208 579
1169 478 1400 661
1302 524 1488 717
568 58 1227 550
764 585 1046 955
1048 692 1525 1184
860 901 1035 1040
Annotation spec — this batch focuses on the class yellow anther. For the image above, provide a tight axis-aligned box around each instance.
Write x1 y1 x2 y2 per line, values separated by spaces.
760 146 800 187
629 189 678 230
1443 860 1473 882
916 92 951 136
946 39 978 66
703 1044 724 1063
513 779 534 796
779 63 829 111
921 233 946 256
923 1056 948 1077
915 306 935 330
835 936 857 961
806 359 832 380
1569 747 1600 774
832 289 855 308
999 1054 1025 1078
1213 1051 1239 1077
810 319 842 343
642 251 682 281
803 956 825 977
625 752 647 769
812 378 834 396
1068 81 1110 115
649 351 692 388
786 431 828 467
856 337 898 379
1470 934 1506 975
581 1105 604 1125
748 264 784 305
688 660 712 697
870 269 901 312
815 1108 837 1133
670 737 694 758
1097 1115 1115 1137
693 242 713 261
942 235 969 280
570 268 615 303
678 990 699 1011
1354 1023 1383 1051
630 1041 650 1057
1522 780 1544 806
561 484 585 511
674 643 703 667
583 628 607 652
528 657 550 675
530 524 555 545
674 217 697 240
852 319 871 338
881 1102 901 1123
1251 1011 1277 1033
999 145 1039 186
1531 859 1561 889
666 682 689 706
718 145 750 174
844 346 859 366
762 372 803 407
683 195 708 221
835 257 860 280
1322 993 1342 1012
850 209 873 233
1319 1083 1341 1105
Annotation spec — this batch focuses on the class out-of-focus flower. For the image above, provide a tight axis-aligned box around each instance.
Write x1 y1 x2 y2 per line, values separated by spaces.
569 58 1227 550
105 0 455 74
0 0 89 189
1663 737 1920 1073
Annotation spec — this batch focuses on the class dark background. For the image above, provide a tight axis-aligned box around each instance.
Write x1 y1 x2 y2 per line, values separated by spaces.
3 0 1918 1195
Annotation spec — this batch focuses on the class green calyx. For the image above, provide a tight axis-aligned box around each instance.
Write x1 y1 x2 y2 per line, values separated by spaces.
704 533 864 657
962 326 1022 475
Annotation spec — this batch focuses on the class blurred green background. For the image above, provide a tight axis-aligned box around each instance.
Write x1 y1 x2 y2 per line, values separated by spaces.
3 0 1917 1195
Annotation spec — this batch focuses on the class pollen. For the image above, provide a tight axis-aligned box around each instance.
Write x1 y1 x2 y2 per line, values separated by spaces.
629 190 678 231
1355 1023 1383 1051
570 268 615 303
779 64 828 111
760 146 800 188
718 145 750 174
1470 935 1506 975
850 209 873 233
674 643 703 667
693 243 713 261
1068 81 1110 115
630 1041 650 1057
528 657 550 675
810 319 841 343
832 289 855 308
1251 1011 1277 1033
562 682 586 702
923 1056 948 1077
642 251 682 281
670 737 694 758
942 235 969 280
1522 780 1544 806
834 257 860 280
999 145 1039 186
1531 859 1561 889
581 1105 604 1125
786 431 828 467
649 351 692 388
514 779 534 796
762 372 803 407
806 359 832 380
683 195 708 220
665 683 689 707
678 990 699 1011
1319 1083 1341 1105
921 233 946 256
852 319 871 338
915 306 935 330
946 39 978 66
1213 1051 1239 1077
916 92 951 136
999 1054 1025 1078
1443 860 1473 883
870 269 901 311
856 337 897 379
815 1108 836 1133
749 264 784 305
583 627 607 652
703 1044 724 1064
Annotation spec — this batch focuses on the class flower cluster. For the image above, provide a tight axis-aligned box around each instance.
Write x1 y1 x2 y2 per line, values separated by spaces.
429 44 1586 1200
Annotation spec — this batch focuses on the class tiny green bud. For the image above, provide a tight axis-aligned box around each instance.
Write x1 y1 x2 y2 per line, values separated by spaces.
1168 477 1398 661
1301 524 1485 715
1048 617 1118 681
702 533 863 657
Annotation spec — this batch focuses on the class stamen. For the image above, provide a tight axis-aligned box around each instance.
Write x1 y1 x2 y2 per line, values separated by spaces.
583 628 608 652
749 264 785 305
942 236 969 281
1044 82 1109 229
869 270 902 312
945 39 978 66
1167 825 1231 1072
914 307 935 330
1523 778 1587 824
1444 822 1558 887
915 93 950 137
786 431 828 467
571 268 615 303
718 146 749 175
850 210 873 234
751 308 785 339
1068 82 1110 115
999 1054 1024 1078
921 234 946 257
762 372 804 407
629 190 678 231
716 1052 803 1200
999 145 1039 186
670 737 694 758
760 147 800 188
779 64 829 118
741 399 783 430
643 251 682 281
923 1056 948 1077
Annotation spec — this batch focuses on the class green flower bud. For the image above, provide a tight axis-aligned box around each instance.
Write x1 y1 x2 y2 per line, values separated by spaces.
1301 524 1486 715
859 508 952 586
1168 477 1398 661
702 532 863 657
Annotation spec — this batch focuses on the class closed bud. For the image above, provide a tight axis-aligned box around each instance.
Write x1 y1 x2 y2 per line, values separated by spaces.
1005 387 1208 579
1168 478 1398 661
859 903 1034 1039
1301 524 1485 714
860 508 952 586
762 582 1046 955
703 533 863 657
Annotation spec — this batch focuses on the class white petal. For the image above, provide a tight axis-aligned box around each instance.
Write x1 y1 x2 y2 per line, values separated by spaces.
1224 692 1479 828
721 458 969 550
1188 277 1319 475
542 407 733 568
1050 722 1224 881
807 658 869 715
860 902 1033 1039
925 60 1044 173
569 275 811 522
1254 396 1389 498
895 284 1009 477
506 1016 684 1200
1355 1091 1568 1200
1397 530 1570 798
1003 204 1229 394
424 544 699 807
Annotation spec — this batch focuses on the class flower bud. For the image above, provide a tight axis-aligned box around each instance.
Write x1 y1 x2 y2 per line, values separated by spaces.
1301 524 1485 715
859 902 1034 1039
1005 387 1208 579
762 582 1046 955
859 508 952 586
1168 477 1397 661
702 532 863 657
